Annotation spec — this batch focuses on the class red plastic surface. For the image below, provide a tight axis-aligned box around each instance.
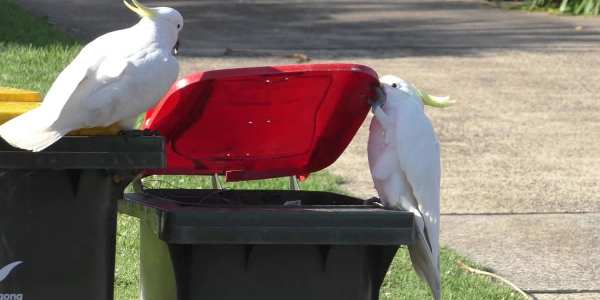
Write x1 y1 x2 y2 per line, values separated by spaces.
143 63 379 181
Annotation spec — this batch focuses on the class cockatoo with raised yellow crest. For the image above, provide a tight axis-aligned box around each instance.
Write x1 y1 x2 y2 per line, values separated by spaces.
368 75 454 300
0 0 182 151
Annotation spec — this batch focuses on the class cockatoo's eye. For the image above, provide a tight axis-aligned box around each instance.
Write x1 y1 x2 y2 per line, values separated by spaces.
391 83 398 88
177 24 181 29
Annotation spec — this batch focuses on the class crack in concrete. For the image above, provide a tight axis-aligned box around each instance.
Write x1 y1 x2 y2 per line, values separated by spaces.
529 289 600 294
442 211 600 216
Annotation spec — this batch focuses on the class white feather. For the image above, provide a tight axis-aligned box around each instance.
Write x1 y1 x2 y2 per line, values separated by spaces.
0 6 182 151
368 76 441 300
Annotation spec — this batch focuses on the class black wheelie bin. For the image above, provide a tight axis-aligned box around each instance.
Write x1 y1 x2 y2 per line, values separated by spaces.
0 117 164 300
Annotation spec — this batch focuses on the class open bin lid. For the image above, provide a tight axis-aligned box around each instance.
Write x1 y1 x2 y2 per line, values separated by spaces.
143 64 379 181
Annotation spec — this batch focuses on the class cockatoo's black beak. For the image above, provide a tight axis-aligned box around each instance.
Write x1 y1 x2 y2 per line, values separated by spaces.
173 39 180 56
369 86 386 112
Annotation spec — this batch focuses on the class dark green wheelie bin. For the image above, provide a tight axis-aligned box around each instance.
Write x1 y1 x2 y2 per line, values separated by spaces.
0 134 163 300
119 189 415 300
116 64 417 300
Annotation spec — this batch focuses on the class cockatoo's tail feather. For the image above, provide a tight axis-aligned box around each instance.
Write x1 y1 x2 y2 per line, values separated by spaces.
410 233 442 300
0 107 67 152
124 0 155 18
415 88 455 108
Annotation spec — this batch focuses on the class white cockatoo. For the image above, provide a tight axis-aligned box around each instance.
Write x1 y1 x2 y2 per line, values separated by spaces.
368 75 453 300
0 0 182 151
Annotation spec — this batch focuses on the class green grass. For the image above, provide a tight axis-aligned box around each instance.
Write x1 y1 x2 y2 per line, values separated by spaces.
138 172 347 192
0 0 81 92
1 1 526 299
115 215 141 300
522 0 600 15
382 250 524 300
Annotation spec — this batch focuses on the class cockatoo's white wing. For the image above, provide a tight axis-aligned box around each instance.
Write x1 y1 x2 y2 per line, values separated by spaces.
393 91 441 259
393 91 441 298
40 29 131 117
54 48 178 131
0 31 125 151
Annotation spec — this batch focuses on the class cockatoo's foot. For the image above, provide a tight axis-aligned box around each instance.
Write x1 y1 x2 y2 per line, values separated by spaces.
118 129 161 137
365 197 385 208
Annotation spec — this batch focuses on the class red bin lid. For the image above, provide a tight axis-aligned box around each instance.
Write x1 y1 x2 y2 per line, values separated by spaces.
143 63 379 181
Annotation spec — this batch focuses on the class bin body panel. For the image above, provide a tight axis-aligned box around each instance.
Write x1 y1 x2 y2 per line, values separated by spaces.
0 170 120 300
0 135 164 300
139 230 398 300
179 244 397 300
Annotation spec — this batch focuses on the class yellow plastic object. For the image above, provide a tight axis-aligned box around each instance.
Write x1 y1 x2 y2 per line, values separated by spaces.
0 87 42 102
0 101 41 124
0 87 43 124
0 87 122 135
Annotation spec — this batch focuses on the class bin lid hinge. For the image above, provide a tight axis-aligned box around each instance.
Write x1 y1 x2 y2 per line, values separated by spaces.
211 173 223 189
289 176 300 191
132 173 144 193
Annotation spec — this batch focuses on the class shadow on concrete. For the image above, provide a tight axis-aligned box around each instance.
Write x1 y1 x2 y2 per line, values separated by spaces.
14 0 600 58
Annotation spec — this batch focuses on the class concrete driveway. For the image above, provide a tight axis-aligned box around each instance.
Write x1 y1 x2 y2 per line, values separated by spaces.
15 0 600 299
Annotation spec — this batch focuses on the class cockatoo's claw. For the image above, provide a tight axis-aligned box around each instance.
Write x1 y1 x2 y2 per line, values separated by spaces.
142 129 162 136
118 129 161 137
365 197 385 208
119 130 143 137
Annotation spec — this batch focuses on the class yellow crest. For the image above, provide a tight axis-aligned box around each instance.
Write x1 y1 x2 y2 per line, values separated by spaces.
123 0 155 18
